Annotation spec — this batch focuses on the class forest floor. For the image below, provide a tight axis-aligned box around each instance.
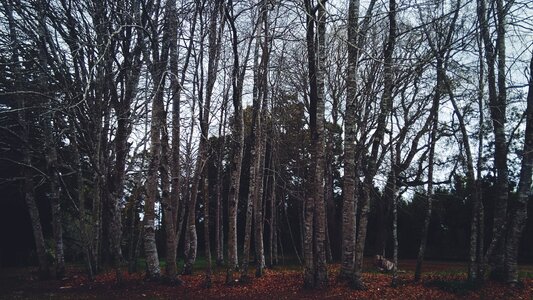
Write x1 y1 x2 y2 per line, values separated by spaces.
1 259 532 299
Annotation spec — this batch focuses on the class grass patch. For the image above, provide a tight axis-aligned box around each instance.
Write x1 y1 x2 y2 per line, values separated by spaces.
429 269 466 276
425 279 480 295
519 270 533 279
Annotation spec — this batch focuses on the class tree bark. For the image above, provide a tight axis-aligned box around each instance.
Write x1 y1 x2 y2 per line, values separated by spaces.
69 120 94 280
254 4 269 277
164 0 180 281
477 0 510 280
353 0 396 289
504 53 533 284
224 0 254 283
36 0 65 278
203 176 213 287
4 0 51 279
314 0 328 287
414 55 442 281
143 83 163 280
340 0 376 282
241 40 261 282
303 0 328 289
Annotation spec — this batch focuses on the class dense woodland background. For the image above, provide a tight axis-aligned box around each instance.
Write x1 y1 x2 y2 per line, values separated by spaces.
1 0 533 290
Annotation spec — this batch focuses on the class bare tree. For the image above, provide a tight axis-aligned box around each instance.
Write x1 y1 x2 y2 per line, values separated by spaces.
340 0 376 284
302 0 328 289
505 53 533 284
352 0 397 289
224 0 255 284
3 0 50 279
477 0 510 280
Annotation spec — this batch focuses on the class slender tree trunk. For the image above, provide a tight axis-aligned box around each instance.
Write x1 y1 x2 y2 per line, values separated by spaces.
215 121 226 267
226 102 244 284
269 163 277 267
142 67 167 281
303 0 317 288
70 121 94 280
184 1 221 275
477 0 509 280
504 54 533 284
489 0 510 280
161 121 176 280
23 156 51 279
254 4 270 277
21 108 50 280
448 78 480 282
182 147 203 275
127 180 142 273
414 57 442 282
303 0 328 289
340 0 377 282
203 176 213 287
390 139 398 287
391 189 398 287
475 33 486 281
4 0 50 279
215 81 228 267
353 0 395 289
241 40 261 282
172 0 197 266
284 197 302 265
215 108 227 267
143 97 163 280
224 0 252 283
36 1 65 278
314 1 328 287
183 7 207 274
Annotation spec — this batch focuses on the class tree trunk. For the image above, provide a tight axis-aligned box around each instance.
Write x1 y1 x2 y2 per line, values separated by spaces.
70 120 94 280
173 3 198 269
353 0 395 289
203 176 213 287
303 0 328 289
164 0 181 282
241 40 261 282
21 106 50 280
477 0 509 280
215 103 227 266
143 91 163 280
303 0 317 289
142 63 168 281
340 0 377 282
215 116 226 266
254 5 270 276
414 56 442 282
161 119 176 280
224 0 252 283
184 0 221 275
390 139 399 287
5 0 50 279
314 1 328 287
504 54 533 284
269 163 277 267
36 1 65 278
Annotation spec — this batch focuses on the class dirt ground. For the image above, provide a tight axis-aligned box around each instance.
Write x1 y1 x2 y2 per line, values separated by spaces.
1 260 532 299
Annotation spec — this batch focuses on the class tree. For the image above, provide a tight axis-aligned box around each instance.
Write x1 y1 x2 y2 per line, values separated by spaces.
477 0 510 280
505 53 533 284
340 0 376 283
3 0 50 278
241 0 270 280
414 0 461 282
224 0 255 284
352 0 397 289
302 0 328 289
